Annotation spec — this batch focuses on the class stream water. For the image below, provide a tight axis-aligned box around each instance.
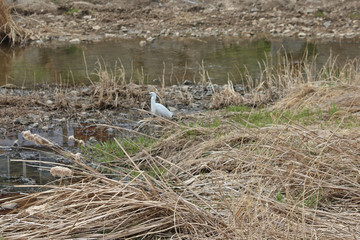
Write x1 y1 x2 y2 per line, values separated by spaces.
1 38 360 87
1 37 360 192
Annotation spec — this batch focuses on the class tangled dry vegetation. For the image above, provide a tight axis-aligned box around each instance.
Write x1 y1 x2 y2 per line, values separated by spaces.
0 0 28 46
0 131 233 239
1 99 360 238
2 55 360 238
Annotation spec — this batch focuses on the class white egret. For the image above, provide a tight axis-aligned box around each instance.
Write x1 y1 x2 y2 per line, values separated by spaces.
149 92 173 118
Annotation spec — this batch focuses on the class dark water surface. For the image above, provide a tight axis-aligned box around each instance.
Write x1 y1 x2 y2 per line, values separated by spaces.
1 38 360 87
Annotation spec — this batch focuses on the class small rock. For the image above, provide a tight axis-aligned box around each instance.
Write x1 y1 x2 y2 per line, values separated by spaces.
105 33 117 38
190 103 201 108
1 202 18 210
20 177 36 184
183 80 193 85
70 90 79 96
120 26 128 33
345 33 356 38
14 118 29 125
323 21 331 28
234 85 245 93
168 107 177 112
283 29 292 35
0 83 17 89
69 38 80 44
86 119 97 123
298 32 307 38
269 29 277 34
152 79 160 84
13 140 19 147
28 114 40 120
29 123 39 129
55 118 66 123
146 37 155 42
306 8 315 14
88 136 97 143
105 128 115 136
81 87 92 95
206 91 214 96
46 100 54 105
139 40 147 47
92 25 101 31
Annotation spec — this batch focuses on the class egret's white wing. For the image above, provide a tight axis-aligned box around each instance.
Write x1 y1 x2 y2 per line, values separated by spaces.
155 103 173 118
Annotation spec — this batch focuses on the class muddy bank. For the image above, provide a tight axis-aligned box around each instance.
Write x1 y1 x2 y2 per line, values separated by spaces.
0 81 267 138
6 0 360 45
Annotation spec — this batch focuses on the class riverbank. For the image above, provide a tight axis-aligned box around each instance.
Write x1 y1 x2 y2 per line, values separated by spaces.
6 0 360 45
1 78 360 238
1 53 360 239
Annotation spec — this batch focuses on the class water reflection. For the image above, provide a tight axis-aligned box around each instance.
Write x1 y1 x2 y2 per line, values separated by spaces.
1 38 360 88
0 152 55 190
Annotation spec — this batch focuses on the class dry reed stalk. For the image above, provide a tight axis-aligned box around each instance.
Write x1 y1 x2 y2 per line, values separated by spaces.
0 0 28 46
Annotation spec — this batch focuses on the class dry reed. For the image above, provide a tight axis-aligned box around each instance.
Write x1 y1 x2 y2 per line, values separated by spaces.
1 129 232 239
0 0 28 46
3 92 360 238
3 55 360 239
210 80 244 108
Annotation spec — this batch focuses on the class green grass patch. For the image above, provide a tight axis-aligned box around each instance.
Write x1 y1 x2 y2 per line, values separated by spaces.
81 136 155 163
349 12 360 20
275 189 285 203
146 165 167 179
67 8 79 14
315 11 326 18
226 106 319 127
304 190 322 208
225 104 358 128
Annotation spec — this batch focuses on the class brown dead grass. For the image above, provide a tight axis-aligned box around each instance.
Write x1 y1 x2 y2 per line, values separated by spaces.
2 108 360 238
210 81 244 108
273 83 360 114
0 133 233 239
134 111 360 239
2 55 360 238
0 0 28 46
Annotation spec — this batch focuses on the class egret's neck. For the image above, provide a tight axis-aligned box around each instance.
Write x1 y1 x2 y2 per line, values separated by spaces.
150 95 156 112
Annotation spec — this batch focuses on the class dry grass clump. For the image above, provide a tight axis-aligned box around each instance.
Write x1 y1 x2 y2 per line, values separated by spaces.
92 62 152 109
273 83 360 114
0 0 28 46
0 130 232 239
2 109 360 238
0 177 231 239
210 81 244 109
132 112 360 239
209 53 360 109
